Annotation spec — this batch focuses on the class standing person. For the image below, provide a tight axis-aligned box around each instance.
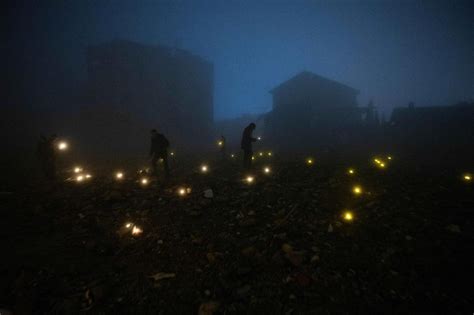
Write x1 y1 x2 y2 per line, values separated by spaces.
149 129 170 178
37 134 57 180
241 123 257 170
219 135 226 160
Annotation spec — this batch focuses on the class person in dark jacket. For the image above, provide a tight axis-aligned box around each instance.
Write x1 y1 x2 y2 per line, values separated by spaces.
37 134 57 180
219 135 226 160
241 123 257 170
150 129 170 178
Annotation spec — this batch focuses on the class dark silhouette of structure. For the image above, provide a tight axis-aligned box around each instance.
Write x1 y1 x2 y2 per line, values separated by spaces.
389 101 474 159
84 39 214 150
37 134 57 180
150 129 170 178
241 123 257 170
264 71 373 149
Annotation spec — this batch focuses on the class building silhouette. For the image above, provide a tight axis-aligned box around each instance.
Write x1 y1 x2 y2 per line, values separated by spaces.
264 71 369 148
83 39 214 149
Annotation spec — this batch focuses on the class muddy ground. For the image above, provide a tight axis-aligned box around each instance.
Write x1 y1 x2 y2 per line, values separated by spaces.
0 153 472 314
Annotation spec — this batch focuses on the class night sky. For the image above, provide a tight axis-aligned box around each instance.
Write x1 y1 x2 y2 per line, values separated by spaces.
5 0 474 120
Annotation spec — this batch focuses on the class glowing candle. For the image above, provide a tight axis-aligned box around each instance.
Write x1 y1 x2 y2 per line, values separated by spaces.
342 211 354 221
58 141 68 151
352 185 362 195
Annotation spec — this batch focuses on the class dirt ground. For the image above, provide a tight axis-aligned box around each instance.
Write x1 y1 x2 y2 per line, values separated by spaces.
1 153 473 314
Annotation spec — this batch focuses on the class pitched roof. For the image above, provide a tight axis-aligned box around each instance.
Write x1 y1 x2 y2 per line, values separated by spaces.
270 71 359 95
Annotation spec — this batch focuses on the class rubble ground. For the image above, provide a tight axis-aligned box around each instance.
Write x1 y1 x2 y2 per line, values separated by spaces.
0 154 472 314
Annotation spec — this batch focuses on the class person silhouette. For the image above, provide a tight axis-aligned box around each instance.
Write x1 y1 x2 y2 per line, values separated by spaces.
149 129 170 178
241 123 257 170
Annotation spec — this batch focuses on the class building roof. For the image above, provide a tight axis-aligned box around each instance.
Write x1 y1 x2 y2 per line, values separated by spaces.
88 39 212 66
270 71 359 95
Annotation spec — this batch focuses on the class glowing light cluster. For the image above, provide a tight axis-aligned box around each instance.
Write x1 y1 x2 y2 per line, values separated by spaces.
74 166 83 173
177 187 192 196
75 173 92 182
124 222 143 236
373 157 387 169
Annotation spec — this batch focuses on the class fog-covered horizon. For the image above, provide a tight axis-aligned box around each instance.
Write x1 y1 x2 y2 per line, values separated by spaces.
5 0 474 120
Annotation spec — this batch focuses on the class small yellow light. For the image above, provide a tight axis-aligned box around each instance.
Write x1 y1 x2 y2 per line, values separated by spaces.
387 156 392 160
374 158 381 164
306 158 313 165
125 222 133 228
245 176 254 184
58 141 68 151
74 167 82 173
463 174 472 182
178 188 187 196
263 166 271 174
85 174 92 179
379 163 386 168
116 172 124 179
343 211 354 221
200 165 208 173
141 178 149 185
170 152 175 156
259 152 263 156
352 185 363 195
131 226 143 235
268 152 272 156
218 141 223 146
348 168 355 175
76 175 84 182
252 156 255 160
230 154 235 158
